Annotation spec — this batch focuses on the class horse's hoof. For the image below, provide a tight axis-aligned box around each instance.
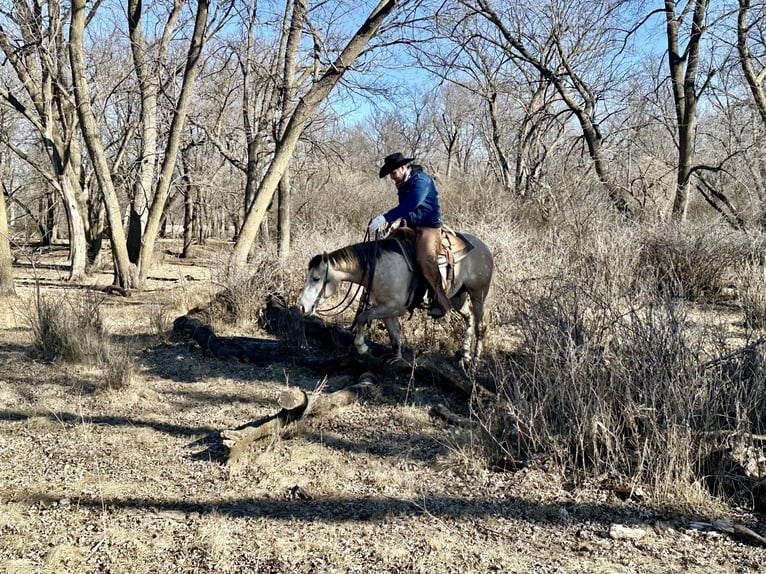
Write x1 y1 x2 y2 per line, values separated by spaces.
428 306 451 320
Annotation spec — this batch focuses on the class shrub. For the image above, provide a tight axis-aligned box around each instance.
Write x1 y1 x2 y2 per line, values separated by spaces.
735 262 766 329
30 289 107 363
638 223 748 300
473 214 766 509
29 288 135 390
99 345 136 390
211 247 287 326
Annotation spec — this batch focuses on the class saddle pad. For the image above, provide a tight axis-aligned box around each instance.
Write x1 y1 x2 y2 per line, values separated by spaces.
439 230 474 265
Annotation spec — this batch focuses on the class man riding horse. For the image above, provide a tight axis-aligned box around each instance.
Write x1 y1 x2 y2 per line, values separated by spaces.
368 152 452 319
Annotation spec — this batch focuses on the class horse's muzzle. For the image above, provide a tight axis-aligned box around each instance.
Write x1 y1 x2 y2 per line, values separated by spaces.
297 300 315 316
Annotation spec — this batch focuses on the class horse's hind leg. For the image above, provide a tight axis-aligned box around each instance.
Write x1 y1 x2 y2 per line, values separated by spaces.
452 292 474 363
470 292 489 362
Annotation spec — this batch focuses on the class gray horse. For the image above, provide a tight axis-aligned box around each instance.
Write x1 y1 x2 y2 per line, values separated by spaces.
297 231 493 364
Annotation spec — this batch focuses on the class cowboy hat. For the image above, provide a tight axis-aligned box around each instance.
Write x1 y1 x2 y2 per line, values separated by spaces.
379 152 414 179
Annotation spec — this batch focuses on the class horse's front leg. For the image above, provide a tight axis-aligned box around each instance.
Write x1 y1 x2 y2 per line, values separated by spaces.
353 304 403 357
353 312 370 355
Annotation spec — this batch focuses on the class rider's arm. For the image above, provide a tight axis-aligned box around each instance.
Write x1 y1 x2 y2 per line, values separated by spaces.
382 174 429 223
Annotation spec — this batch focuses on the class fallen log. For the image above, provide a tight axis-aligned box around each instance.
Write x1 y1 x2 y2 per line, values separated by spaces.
172 315 292 364
430 403 476 428
221 387 309 467
221 374 383 467
690 520 766 548
172 294 525 461
711 519 766 547
259 295 491 397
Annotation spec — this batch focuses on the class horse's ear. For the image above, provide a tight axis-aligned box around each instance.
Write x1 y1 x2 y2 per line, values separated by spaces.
321 252 329 263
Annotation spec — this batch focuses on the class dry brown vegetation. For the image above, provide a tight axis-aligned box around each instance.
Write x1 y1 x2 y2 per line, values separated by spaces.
2 197 766 572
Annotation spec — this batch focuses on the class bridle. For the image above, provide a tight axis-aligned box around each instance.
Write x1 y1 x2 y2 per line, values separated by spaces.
314 259 360 316
314 226 381 318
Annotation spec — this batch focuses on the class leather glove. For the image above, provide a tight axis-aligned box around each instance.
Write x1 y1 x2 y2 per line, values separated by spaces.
369 215 387 232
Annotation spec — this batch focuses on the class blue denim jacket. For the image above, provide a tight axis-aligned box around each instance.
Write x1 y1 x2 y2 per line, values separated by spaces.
382 165 442 228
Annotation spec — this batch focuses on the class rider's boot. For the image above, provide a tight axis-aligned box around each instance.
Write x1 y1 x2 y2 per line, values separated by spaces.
421 261 452 319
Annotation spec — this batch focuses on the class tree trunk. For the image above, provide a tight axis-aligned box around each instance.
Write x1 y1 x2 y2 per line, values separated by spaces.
0 186 15 296
137 0 209 286
182 188 194 259
487 91 513 194
126 0 166 264
39 192 56 247
738 0 766 128
665 0 708 222
231 0 400 266
70 0 134 288
85 187 106 270
59 175 88 281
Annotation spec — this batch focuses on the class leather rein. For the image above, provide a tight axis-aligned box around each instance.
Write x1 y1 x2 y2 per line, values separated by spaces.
314 226 380 318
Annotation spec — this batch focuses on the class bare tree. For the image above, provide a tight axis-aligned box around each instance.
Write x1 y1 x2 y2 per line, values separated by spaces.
231 0 402 266
432 85 468 179
442 0 631 210
0 153 14 295
124 0 184 264
66 0 227 288
69 0 134 288
737 0 766 127
0 0 90 280
664 0 714 221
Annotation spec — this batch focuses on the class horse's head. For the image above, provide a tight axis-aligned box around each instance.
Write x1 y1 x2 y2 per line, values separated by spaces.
297 252 336 315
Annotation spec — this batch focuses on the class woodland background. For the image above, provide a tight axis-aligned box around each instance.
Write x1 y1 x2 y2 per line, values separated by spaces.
1 0 766 554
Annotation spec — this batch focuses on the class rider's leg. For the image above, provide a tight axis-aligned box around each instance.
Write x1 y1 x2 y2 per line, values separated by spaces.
415 226 452 317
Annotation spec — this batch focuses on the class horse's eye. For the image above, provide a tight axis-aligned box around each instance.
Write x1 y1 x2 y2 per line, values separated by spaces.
311 274 322 282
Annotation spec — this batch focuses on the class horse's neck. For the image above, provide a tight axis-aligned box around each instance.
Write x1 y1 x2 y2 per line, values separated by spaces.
329 246 368 286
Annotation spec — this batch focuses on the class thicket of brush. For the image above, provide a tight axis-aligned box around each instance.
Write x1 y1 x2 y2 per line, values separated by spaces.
499 218 765 506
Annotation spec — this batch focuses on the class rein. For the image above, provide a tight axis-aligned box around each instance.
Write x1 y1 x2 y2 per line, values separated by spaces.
315 226 381 317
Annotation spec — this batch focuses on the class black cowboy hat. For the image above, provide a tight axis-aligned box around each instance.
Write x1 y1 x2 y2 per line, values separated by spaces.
379 152 414 179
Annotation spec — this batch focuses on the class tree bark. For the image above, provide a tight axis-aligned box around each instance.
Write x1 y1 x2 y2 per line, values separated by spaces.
737 0 766 128
125 0 180 264
0 3 89 280
665 0 709 222
0 186 15 296
182 186 195 258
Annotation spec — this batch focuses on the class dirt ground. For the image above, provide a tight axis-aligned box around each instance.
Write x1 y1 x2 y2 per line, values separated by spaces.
1 244 765 573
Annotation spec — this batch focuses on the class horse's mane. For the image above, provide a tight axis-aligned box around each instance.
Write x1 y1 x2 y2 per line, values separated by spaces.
324 239 405 272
